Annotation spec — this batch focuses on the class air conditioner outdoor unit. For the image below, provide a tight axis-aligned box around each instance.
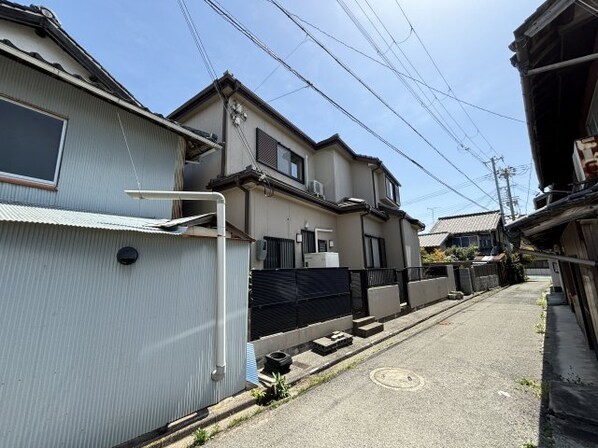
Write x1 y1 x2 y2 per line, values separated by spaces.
303 252 339 268
308 179 324 198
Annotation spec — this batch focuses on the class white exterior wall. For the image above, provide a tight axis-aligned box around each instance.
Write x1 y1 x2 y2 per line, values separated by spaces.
0 222 250 448
333 150 353 201
312 149 336 200
0 55 180 219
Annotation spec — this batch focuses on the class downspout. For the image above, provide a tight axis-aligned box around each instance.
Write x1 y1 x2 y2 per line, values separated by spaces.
360 206 370 268
398 215 408 270
314 227 333 253
125 190 228 382
220 93 231 177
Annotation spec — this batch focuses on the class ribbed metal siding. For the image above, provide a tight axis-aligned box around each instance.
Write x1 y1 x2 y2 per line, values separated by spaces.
0 222 250 447
0 55 178 219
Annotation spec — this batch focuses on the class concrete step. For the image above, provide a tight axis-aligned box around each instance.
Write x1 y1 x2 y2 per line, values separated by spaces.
353 316 376 332
354 322 384 338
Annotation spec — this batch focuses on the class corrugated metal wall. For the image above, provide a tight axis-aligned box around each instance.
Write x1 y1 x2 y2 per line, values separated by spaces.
0 55 179 219
0 222 250 447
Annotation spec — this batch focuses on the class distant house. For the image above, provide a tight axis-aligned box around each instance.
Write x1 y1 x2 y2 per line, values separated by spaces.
507 0 598 354
0 2 250 447
420 210 505 255
168 72 425 271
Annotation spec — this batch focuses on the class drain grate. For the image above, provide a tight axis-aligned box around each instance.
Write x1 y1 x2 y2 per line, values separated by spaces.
370 368 424 391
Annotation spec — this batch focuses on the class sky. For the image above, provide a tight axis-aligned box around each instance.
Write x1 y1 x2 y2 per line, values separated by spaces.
39 0 545 229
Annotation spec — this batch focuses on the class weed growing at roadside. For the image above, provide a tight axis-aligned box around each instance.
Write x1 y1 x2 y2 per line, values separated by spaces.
518 378 549 399
536 310 546 334
521 441 537 448
191 428 208 446
250 387 266 405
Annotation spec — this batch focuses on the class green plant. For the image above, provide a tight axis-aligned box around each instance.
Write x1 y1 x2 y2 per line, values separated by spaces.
536 310 546 334
270 372 290 400
209 425 221 439
505 253 526 284
191 428 208 446
445 245 479 261
518 378 549 398
251 387 267 405
521 442 537 448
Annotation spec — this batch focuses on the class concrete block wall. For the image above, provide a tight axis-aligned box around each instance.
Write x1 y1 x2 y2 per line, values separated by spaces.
459 268 474 295
408 277 449 308
367 284 401 320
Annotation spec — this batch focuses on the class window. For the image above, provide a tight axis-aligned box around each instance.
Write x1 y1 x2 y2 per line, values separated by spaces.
0 97 67 187
318 239 327 252
256 128 304 182
364 235 387 268
454 235 477 248
385 177 397 203
264 236 295 269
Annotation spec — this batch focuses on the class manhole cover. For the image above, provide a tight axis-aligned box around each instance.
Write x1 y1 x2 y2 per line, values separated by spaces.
370 368 424 391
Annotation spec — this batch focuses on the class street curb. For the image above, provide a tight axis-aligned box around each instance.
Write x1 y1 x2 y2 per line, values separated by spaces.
138 287 505 447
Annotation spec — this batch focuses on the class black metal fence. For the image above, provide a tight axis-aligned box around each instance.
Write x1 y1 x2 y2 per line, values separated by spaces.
401 265 449 282
250 268 351 340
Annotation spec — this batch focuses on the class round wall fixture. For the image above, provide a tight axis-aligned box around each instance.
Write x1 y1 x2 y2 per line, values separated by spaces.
117 247 138 265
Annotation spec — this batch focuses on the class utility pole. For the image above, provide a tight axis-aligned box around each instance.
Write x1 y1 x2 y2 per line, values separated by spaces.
427 207 440 224
487 156 505 222
499 167 517 221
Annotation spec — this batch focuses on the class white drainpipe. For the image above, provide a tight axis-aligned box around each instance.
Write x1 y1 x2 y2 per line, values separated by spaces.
314 227 333 253
125 190 227 381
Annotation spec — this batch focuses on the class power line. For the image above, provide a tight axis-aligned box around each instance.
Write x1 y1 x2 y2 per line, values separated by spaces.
358 0 490 164
288 13 525 123
392 0 502 157
402 173 493 205
268 0 496 204
336 0 489 167
177 0 272 196
254 36 309 92
202 0 490 210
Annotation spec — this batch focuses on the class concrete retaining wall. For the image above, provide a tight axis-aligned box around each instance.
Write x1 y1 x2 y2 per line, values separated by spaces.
408 277 449 308
252 315 353 359
367 284 402 320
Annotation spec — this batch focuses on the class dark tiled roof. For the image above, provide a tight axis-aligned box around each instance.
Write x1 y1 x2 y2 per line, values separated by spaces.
430 210 502 234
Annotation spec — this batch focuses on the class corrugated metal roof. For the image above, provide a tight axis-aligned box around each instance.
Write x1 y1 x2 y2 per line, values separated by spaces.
0 202 183 235
418 232 450 248
430 211 502 234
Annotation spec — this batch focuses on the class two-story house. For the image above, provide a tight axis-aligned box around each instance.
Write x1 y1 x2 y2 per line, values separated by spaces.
420 210 506 256
0 3 251 447
169 72 424 271
507 0 598 356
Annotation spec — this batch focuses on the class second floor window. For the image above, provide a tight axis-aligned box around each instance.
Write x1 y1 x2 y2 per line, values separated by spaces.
0 96 67 188
385 177 397 203
256 128 304 182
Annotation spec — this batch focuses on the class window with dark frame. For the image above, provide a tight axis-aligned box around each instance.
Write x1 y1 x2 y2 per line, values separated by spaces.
0 97 67 186
385 176 397 203
364 235 387 268
256 128 304 182
264 236 295 269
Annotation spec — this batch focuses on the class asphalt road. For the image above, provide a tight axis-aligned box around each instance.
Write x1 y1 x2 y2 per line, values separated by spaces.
210 279 550 448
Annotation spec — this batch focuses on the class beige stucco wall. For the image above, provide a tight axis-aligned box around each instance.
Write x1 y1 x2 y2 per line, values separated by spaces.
312 149 335 200
336 213 364 269
402 220 422 268
334 151 353 201
351 163 375 204
383 217 404 269
225 95 313 189
176 96 223 141
363 214 384 237
249 190 337 269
